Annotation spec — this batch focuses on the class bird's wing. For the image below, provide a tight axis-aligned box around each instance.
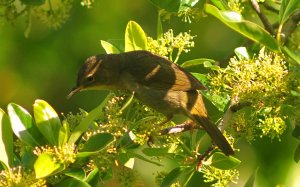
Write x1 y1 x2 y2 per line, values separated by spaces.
121 51 206 91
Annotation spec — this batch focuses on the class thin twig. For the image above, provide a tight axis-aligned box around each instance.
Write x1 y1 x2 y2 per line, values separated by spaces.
249 0 274 35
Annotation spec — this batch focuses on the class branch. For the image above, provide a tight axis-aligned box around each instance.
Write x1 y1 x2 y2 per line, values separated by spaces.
281 10 300 44
249 0 274 35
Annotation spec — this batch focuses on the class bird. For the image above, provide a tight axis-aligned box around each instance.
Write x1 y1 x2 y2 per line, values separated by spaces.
68 50 234 155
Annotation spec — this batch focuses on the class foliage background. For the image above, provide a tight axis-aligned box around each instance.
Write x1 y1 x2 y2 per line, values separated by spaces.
0 0 299 186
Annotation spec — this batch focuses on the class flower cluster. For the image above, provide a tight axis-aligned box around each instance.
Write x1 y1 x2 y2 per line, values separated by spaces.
147 29 195 63
209 48 294 141
33 0 73 30
201 166 239 187
0 166 46 187
178 7 201 23
80 0 94 8
228 0 244 13
33 144 76 165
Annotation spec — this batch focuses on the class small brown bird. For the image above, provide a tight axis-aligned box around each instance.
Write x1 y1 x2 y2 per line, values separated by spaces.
68 50 234 155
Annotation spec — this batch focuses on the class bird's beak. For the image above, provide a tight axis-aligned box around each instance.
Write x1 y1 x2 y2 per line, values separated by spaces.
66 86 83 99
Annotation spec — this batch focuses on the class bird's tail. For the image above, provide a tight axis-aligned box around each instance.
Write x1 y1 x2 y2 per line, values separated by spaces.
192 114 234 155
188 94 234 155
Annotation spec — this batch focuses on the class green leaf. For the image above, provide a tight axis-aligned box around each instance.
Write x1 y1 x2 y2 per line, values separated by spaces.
149 0 181 12
129 152 162 166
119 153 135 169
294 143 300 163
7 103 42 147
181 58 216 69
208 152 241 170
0 109 13 168
33 99 62 146
80 133 114 153
282 46 300 65
34 153 64 178
100 40 120 54
124 21 147 52
292 125 300 140
142 147 169 157
210 0 230 10
244 167 259 187
205 4 280 51
68 94 111 145
85 168 99 185
279 0 300 25
59 120 70 147
55 177 91 187
157 12 163 39
65 168 86 181
160 167 184 187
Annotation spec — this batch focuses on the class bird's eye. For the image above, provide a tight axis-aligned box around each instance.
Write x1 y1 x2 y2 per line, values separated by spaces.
86 75 94 82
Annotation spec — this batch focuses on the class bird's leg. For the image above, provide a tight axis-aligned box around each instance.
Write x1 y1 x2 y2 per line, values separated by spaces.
196 144 215 170
147 116 173 146
159 120 202 135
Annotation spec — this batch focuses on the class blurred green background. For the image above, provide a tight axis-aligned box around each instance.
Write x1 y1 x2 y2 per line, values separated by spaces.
0 1 299 186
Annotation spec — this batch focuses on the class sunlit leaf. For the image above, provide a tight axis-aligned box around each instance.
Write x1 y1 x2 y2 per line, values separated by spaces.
0 109 13 168
234 47 250 60
181 58 216 69
7 103 42 146
59 120 70 147
33 99 62 146
68 94 111 145
34 153 64 178
208 152 241 170
100 40 120 54
125 21 147 51
205 4 280 51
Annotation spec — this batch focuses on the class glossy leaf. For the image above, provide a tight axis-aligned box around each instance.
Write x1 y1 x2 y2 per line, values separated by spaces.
7 103 42 146
80 133 114 152
208 152 241 170
55 177 91 187
279 0 300 25
34 153 64 178
68 94 111 145
0 109 13 168
33 99 62 146
100 40 120 54
205 4 280 51
160 167 184 187
210 0 230 10
125 21 147 52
